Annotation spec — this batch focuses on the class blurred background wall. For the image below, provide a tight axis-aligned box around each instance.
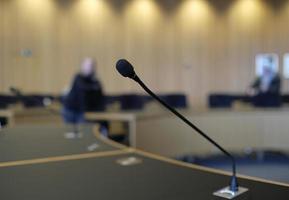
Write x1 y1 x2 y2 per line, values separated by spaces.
1 0 289 107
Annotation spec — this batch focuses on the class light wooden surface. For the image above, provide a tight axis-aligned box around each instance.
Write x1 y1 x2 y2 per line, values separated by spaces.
86 112 137 147
86 112 136 121
1 106 62 126
5 106 289 158
136 109 289 157
12 107 63 125
85 108 175 147
0 149 129 168
134 148 289 188
1 0 289 106
87 108 289 157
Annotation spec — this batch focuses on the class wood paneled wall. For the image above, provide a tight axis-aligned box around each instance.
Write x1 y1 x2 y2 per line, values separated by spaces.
1 0 289 106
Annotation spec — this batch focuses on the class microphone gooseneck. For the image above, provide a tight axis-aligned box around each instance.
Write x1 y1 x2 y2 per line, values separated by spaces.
116 59 238 192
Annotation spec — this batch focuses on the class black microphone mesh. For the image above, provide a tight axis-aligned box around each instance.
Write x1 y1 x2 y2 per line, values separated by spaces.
116 59 136 78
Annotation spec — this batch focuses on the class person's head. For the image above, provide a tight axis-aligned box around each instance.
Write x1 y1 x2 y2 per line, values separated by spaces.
80 58 97 77
262 65 274 77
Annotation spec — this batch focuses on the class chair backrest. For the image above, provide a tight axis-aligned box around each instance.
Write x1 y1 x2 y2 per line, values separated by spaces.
160 94 188 109
119 94 146 111
208 94 234 108
0 95 17 109
22 95 54 108
84 89 106 112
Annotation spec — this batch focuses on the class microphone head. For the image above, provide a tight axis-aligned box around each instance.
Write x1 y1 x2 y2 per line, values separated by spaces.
116 59 136 79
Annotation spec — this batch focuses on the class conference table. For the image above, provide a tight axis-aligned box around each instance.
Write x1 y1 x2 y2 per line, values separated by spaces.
0 125 288 199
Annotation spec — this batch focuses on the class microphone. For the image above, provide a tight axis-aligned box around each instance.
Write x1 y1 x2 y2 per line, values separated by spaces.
116 59 248 199
116 59 136 79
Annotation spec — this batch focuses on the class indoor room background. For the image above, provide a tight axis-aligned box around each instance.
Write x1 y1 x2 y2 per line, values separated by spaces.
1 0 289 107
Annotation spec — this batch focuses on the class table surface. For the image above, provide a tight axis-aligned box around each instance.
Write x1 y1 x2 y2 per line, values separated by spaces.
0 125 289 200
0 124 121 163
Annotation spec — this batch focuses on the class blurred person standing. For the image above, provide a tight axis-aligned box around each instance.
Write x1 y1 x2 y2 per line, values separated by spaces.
62 58 104 137
248 66 281 107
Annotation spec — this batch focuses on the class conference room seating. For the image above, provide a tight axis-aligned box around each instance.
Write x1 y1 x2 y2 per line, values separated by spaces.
118 94 147 110
0 93 55 108
2 92 187 111
160 94 188 109
84 91 106 112
21 95 55 108
0 95 17 109
208 93 283 108
208 94 237 108
104 95 121 105
252 94 282 107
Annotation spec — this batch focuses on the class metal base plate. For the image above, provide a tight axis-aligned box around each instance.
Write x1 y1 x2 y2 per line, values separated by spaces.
213 186 249 199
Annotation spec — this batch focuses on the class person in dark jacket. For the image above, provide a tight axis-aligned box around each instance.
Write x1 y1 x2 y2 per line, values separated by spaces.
248 66 281 107
62 58 103 137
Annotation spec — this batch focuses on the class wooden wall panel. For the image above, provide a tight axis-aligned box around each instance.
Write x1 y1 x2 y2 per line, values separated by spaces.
0 0 3 92
1 0 289 106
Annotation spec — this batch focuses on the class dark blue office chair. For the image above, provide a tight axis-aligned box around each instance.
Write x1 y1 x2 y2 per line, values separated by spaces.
208 94 234 108
160 94 188 109
119 94 146 110
0 95 17 109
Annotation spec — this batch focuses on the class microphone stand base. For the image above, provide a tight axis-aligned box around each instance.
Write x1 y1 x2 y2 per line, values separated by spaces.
213 186 248 199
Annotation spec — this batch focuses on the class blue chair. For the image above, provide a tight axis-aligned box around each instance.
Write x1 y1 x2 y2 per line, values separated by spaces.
160 94 188 108
22 95 54 108
208 94 234 108
119 94 146 110
0 95 17 109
